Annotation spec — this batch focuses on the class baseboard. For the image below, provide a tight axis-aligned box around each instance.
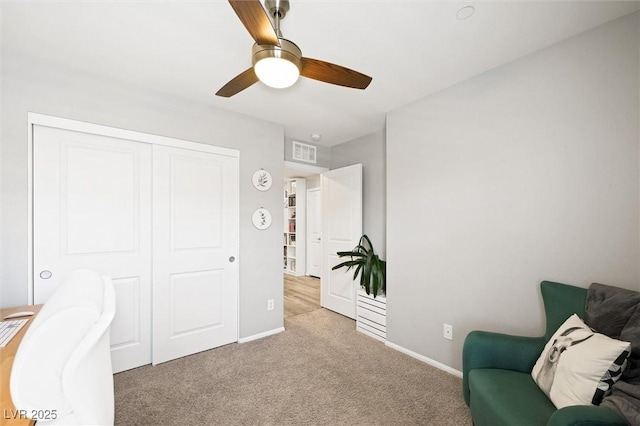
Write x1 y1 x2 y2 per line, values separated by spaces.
238 327 285 344
385 341 463 378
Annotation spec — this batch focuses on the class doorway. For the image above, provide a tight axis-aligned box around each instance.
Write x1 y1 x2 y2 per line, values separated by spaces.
283 162 325 317
306 188 321 278
282 162 363 320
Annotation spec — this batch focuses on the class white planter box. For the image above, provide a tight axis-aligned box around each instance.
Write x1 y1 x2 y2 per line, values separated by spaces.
356 289 386 342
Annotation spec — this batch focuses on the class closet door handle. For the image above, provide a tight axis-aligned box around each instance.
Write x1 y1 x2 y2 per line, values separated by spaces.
228 256 236 263
39 270 53 280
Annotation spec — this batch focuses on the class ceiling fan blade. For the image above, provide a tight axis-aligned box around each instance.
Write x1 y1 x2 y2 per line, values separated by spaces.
216 67 259 97
301 58 372 90
228 0 280 46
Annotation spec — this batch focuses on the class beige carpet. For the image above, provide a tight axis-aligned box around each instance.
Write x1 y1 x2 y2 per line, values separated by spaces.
114 308 472 425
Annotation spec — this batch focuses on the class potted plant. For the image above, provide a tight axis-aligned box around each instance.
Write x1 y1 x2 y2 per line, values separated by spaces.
332 235 386 298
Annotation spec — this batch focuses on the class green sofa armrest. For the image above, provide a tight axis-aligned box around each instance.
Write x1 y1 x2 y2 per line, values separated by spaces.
548 405 627 426
463 330 546 406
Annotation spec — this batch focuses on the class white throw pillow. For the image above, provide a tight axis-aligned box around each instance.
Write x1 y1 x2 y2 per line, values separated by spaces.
531 314 630 408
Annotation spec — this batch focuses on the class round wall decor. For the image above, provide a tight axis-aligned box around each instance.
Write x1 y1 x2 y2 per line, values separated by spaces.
252 169 272 191
252 208 272 230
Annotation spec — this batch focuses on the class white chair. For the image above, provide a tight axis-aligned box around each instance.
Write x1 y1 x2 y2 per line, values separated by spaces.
10 269 116 425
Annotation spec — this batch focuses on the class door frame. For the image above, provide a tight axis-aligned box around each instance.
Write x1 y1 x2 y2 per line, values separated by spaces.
306 187 322 277
283 161 328 279
27 113 239 309
283 161 328 177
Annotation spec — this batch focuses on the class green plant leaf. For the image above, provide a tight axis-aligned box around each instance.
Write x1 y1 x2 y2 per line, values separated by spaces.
361 251 372 294
372 256 384 297
331 234 385 298
331 259 361 271
353 263 363 281
353 244 369 254
361 235 373 251
336 251 366 258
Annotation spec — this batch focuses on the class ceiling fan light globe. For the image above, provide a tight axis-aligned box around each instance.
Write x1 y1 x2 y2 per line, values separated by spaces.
254 57 300 89
252 40 302 90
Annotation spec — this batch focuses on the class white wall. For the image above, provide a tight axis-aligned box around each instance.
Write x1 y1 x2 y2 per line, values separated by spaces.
386 12 640 371
331 129 386 257
305 175 321 190
0 3 4 309
1 51 285 339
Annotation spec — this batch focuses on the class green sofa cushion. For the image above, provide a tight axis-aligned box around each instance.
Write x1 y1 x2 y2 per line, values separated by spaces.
469 368 557 426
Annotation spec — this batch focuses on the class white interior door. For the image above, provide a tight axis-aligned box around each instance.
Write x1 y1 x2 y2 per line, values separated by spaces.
152 145 239 365
33 125 152 373
321 164 363 319
306 188 322 277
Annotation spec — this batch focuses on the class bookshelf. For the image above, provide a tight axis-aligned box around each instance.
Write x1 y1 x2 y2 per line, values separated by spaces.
283 178 306 276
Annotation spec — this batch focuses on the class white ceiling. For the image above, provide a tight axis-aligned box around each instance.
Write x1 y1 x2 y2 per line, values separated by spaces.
3 1 639 146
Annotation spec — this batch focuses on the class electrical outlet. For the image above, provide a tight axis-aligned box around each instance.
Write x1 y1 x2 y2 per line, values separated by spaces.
267 299 274 311
443 323 453 340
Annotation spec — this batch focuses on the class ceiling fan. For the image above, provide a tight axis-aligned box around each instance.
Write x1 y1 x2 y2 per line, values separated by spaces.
216 0 372 97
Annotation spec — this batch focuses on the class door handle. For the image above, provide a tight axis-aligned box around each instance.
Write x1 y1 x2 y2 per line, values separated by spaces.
39 270 53 279
228 256 236 263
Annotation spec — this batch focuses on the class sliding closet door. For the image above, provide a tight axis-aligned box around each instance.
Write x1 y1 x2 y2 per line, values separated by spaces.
33 125 152 373
152 145 239 365
32 118 239 371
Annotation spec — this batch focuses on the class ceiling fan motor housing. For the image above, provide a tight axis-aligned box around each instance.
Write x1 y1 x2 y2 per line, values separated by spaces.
252 38 302 72
265 0 290 19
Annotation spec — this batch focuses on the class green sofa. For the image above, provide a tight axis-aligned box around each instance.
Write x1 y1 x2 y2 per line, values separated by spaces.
462 281 627 426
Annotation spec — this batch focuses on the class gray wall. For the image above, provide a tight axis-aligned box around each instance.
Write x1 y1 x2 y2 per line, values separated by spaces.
2 53 285 339
331 129 386 258
386 13 640 371
284 137 331 169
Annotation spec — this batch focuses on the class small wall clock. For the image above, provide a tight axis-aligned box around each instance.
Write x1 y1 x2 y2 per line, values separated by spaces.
252 208 272 230
252 169 272 191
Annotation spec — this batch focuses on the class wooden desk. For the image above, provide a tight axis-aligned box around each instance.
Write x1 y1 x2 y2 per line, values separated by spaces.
1 305 42 426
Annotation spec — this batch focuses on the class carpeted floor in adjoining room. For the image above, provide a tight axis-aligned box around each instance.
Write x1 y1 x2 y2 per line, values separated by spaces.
114 308 472 425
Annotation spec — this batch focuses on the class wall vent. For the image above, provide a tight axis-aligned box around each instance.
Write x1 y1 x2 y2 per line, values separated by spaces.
292 141 317 164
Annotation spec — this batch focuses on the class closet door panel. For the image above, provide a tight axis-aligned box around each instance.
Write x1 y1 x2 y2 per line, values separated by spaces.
152 145 239 365
33 125 152 373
